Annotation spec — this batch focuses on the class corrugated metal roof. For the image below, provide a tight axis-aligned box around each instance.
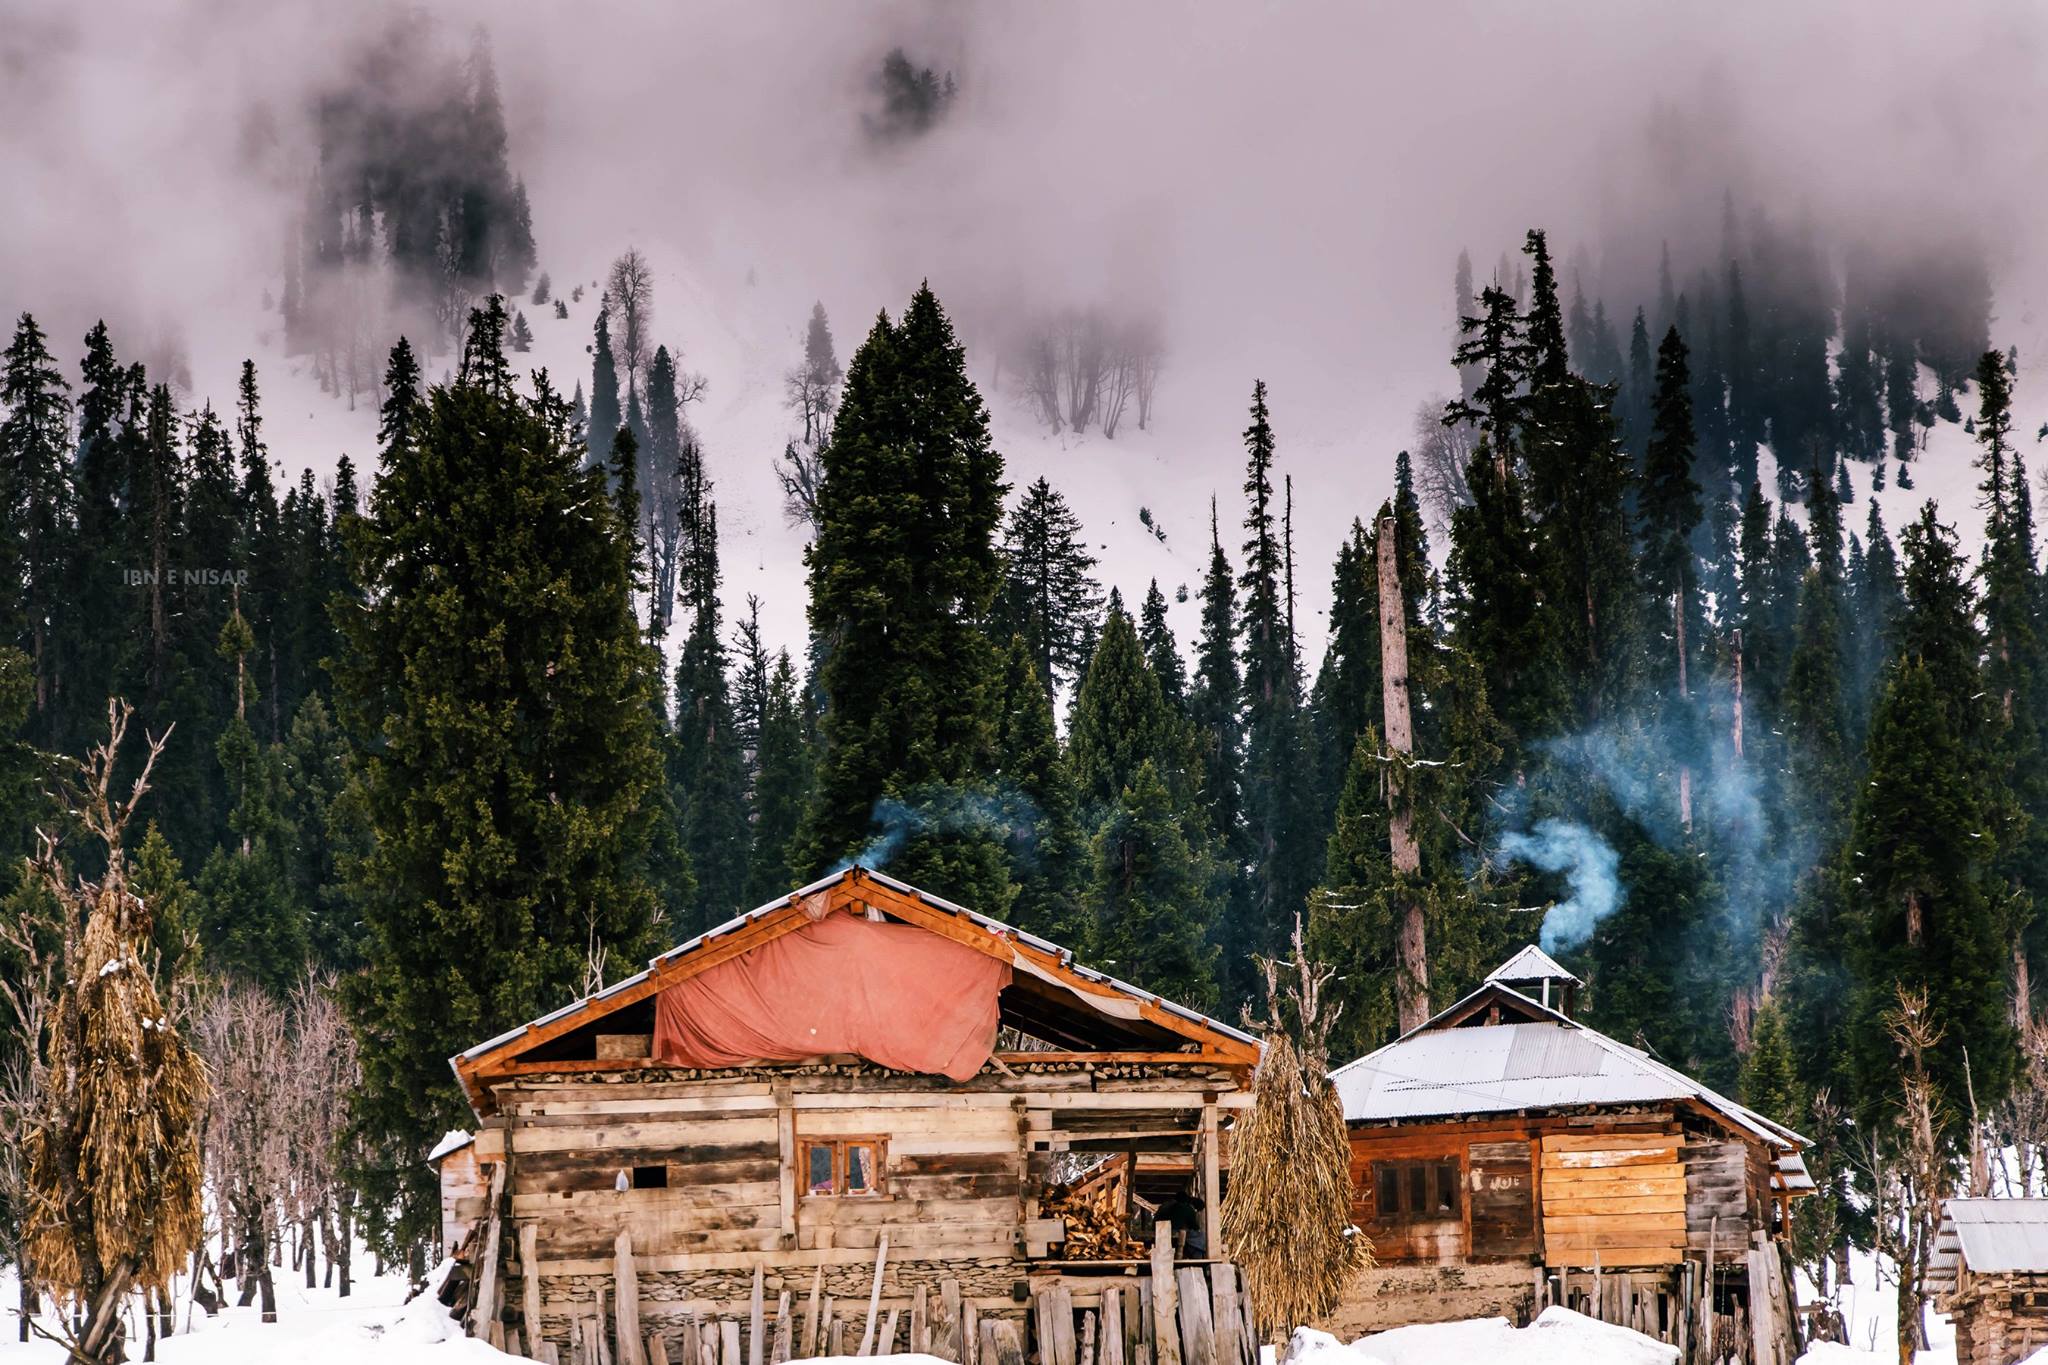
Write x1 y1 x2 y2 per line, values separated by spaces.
1330 970 1805 1151
1929 1199 2048 1286
1486 944 1581 986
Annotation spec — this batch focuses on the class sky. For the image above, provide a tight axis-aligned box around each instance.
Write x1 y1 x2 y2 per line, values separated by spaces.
5 0 2048 660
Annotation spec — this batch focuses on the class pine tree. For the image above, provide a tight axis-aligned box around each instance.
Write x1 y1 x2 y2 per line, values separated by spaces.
994 477 1102 702
1843 656 2017 1129
1190 501 1245 852
198 607 309 991
993 635 1084 942
743 650 811 906
1085 760 1220 1007
589 304 622 472
60 322 129 752
1236 382 1317 983
1069 601 1188 813
672 482 751 929
797 286 1011 910
1635 324 1707 826
1138 580 1187 712
0 313 75 739
334 302 668 1248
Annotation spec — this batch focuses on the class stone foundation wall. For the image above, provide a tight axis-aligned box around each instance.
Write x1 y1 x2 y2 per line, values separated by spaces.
1321 1262 1536 1340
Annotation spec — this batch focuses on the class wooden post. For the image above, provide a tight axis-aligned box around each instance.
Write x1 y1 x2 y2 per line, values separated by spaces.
802 1268 823 1358
472 1161 508 1339
1379 515 1428 1032
1051 1285 1077 1365
773 1291 792 1363
1200 1102 1222 1258
938 1280 963 1362
750 1266 766 1365
776 1083 797 1242
1151 1226 1182 1365
721 1318 742 1365
858 1234 889 1355
1591 1252 1602 1323
912 1283 930 1355
615 1232 646 1365
1211 1264 1240 1365
1101 1289 1126 1365
1703 1216 1717 1365
1176 1268 1216 1365
649 1338 672 1365
522 1224 544 1358
964 1303 980 1365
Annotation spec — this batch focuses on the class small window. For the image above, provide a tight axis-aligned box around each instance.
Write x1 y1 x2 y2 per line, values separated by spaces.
632 1165 668 1189
800 1137 887 1197
1372 1159 1459 1222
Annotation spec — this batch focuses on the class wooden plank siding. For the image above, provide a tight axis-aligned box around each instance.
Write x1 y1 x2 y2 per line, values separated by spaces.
1346 1109 1786 1272
1539 1133 1686 1266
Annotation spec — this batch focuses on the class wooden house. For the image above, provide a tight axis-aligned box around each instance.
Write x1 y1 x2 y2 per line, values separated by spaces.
443 866 1265 1365
1929 1198 2048 1365
1326 947 1812 1365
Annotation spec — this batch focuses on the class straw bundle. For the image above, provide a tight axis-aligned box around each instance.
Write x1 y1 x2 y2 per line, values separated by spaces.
1219 1029 1370 1340
19 704 207 1359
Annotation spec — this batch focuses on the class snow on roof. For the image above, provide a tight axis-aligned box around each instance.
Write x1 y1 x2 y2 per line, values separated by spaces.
1486 944 1581 986
1328 983 1804 1150
1928 1199 2048 1289
426 1130 473 1164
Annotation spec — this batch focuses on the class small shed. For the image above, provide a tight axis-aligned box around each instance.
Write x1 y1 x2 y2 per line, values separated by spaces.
429 1130 481 1256
1929 1198 2048 1365
444 866 1265 1364
1326 949 1810 1365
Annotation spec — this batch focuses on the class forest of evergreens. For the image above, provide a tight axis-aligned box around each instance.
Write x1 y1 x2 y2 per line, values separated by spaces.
0 188 2037 1345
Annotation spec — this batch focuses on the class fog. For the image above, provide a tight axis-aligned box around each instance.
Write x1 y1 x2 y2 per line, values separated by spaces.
5 0 2047 595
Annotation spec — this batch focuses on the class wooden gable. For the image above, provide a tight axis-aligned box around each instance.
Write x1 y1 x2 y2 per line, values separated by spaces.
452 867 1259 1114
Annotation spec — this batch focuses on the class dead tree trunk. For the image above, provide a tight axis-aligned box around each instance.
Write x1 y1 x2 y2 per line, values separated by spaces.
1379 517 1428 1033
1675 589 1692 831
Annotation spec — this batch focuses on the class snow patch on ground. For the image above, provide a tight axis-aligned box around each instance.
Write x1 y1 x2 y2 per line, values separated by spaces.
0 1260 518 1365
1282 1306 1678 1365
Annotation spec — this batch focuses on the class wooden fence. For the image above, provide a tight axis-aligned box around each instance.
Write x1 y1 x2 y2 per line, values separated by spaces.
452 1195 1254 1365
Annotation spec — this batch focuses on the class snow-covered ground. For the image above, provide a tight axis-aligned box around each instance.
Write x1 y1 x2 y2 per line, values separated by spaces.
0 1261 512 1365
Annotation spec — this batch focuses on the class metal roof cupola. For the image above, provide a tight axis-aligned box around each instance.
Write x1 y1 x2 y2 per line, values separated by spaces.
1482 944 1582 1014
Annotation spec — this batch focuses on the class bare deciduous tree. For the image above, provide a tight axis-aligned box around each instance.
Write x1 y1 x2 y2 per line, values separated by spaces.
1410 396 1476 541
606 248 656 394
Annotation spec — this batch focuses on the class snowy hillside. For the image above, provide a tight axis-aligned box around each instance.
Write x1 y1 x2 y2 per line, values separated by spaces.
218 237 2048 684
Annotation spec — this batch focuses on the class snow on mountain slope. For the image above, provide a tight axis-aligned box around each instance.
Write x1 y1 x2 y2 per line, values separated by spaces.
230 233 2048 681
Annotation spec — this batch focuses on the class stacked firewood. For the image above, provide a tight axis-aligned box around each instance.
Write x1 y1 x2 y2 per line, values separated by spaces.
1042 1160 1144 1260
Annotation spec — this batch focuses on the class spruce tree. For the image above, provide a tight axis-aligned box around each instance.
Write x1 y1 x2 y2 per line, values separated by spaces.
1843 657 2016 1129
994 477 1102 702
1069 600 1188 813
1086 760 1220 1007
1138 579 1187 712
589 304 622 472
334 304 668 1247
993 635 1084 942
672 485 751 928
0 313 75 740
1190 501 1246 854
1236 382 1317 978
61 323 129 753
797 286 1011 910
198 609 309 992
743 650 811 907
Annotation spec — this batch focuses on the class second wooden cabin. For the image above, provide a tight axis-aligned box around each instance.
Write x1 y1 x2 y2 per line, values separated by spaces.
1326 946 1812 1365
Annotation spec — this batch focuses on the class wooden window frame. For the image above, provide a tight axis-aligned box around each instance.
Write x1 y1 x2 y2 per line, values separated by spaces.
1371 1158 1460 1223
798 1136 889 1199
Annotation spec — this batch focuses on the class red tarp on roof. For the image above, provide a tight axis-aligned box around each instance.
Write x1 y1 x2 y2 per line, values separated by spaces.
652 909 1012 1081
